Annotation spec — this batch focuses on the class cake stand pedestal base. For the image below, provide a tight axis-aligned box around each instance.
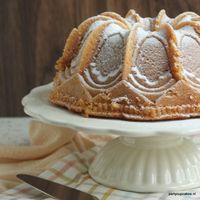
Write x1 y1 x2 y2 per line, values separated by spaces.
89 136 200 192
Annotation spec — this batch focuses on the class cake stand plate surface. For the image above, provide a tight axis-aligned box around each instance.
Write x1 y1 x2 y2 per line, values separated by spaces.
22 84 200 192
22 83 200 137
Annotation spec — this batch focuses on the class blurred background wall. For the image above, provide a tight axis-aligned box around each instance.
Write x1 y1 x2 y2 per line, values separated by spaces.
1 0 200 116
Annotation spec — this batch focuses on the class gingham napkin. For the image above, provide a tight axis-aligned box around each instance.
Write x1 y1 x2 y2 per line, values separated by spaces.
1 145 200 200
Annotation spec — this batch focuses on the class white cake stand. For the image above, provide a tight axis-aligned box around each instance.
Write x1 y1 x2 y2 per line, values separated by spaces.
22 83 200 192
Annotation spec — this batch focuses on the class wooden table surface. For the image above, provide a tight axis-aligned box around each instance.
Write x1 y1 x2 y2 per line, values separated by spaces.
1 0 200 116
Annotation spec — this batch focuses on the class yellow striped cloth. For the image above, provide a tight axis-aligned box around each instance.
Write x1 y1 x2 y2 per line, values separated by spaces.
1 145 200 200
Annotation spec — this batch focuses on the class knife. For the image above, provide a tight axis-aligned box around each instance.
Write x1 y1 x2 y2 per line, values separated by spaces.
17 174 98 200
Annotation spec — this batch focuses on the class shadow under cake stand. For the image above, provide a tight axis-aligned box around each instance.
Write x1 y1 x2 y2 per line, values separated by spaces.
22 83 200 192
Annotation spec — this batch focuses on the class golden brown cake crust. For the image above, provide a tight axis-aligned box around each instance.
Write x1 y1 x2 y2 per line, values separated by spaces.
49 75 200 121
49 10 200 121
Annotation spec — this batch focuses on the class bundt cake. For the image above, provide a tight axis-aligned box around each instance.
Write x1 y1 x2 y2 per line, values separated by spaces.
49 9 200 121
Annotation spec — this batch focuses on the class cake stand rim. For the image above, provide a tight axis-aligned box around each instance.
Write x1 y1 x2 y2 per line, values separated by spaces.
22 83 200 137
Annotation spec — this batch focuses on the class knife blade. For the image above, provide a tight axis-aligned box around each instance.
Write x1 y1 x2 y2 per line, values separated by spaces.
17 174 97 200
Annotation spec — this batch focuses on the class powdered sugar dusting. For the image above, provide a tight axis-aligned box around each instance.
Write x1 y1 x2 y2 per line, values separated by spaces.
82 23 128 87
112 96 129 103
88 20 107 32
131 67 172 87
103 23 125 36
68 20 109 77
179 15 192 24
180 35 200 78
83 68 121 88
126 15 137 25
90 63 122 82
135 36 170 82
137 27 149 39
175 26 198 42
